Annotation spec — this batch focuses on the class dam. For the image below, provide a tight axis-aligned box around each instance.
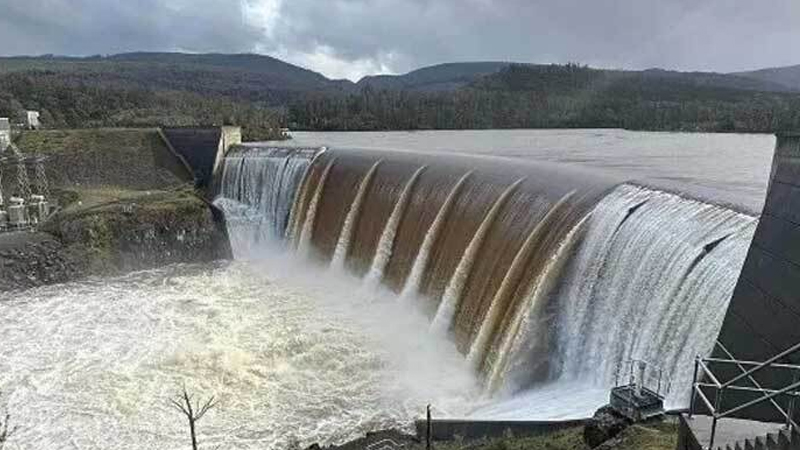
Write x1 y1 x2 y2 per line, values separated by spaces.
0 129 785 449
214 143 757 409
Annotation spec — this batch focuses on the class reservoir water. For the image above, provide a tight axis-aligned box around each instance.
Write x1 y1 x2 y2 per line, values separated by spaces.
0 129 776 449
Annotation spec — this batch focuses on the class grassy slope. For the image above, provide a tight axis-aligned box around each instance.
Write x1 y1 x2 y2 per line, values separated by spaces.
15 128 189 208
334 420 678 450
418 422 677 450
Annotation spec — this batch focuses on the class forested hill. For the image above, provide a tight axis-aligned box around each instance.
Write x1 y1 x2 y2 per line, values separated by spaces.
736 65 800 92
0 53 351 102
356 62 510 92
2 52 800 136
290 64 800 132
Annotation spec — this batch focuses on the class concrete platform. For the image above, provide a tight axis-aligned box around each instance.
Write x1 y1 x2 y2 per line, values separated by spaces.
683 414 786 449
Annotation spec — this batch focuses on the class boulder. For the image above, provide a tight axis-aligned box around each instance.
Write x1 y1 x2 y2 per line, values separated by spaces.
583 405 632 448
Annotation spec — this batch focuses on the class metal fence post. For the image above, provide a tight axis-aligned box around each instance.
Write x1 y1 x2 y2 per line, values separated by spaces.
709 384 724 450
426 404 432 450
787 369 799 430
689 357 699 419
709 415 718 450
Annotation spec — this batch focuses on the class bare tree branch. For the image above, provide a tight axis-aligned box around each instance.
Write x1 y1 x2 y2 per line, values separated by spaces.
169 386 218 450
0 409 19 450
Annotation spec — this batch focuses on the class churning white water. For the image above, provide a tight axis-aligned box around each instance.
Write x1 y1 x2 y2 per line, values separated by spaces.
0 261 483 450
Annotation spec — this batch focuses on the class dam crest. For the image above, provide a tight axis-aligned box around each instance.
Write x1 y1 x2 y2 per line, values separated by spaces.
214 145 756 408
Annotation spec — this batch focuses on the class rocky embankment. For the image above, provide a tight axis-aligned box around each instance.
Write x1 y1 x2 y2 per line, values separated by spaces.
0 189 230 292
0 128 233 292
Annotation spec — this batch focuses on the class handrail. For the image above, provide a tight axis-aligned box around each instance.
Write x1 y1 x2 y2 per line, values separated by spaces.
614 358 673 397
693 385 716 413
690 340 800 450
719 379 800 420
720 340 800 390
697 359 722 388
696 383 800 396
704 357 800 372
715 341 791 422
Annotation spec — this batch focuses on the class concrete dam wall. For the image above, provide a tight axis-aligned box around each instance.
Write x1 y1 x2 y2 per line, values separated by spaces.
212 144 757 413
709 133 800 421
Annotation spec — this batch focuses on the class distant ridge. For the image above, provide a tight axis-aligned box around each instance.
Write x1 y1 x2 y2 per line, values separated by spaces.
735 64 800 92
357 62 510 92
1 51 800 134
1 52 798 101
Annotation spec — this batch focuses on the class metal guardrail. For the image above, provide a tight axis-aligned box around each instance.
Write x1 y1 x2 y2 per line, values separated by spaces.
614 358 673 398
689 340 800 450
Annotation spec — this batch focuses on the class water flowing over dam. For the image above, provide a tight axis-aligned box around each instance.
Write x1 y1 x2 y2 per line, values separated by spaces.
215 145 757 414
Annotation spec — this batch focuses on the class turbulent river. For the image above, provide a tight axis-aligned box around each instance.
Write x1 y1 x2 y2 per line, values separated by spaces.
0 129 777 450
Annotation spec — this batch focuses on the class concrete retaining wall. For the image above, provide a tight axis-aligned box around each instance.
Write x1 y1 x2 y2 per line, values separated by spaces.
706 133 800 421
413 419 586 441
159 127 241 191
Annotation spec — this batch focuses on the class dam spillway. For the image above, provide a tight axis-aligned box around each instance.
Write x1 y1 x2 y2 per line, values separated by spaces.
214 145 757 411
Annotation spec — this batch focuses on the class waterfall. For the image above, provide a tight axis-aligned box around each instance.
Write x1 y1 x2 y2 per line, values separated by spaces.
467 191 576 371
364 165 427 290
399 171 473 301
215 146 316 257
430 178 525 335
487 213 591 393
547 185 756 403
214 147 757 412
331 161 382 271
298 158 337 257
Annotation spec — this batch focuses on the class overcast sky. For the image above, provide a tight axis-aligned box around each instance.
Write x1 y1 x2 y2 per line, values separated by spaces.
0 0 798 81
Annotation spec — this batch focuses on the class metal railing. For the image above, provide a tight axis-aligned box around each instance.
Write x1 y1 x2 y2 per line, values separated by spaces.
614 358 673 398
689 340 800 450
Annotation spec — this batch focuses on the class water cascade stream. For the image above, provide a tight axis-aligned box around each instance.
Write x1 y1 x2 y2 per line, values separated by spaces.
215 146 757 414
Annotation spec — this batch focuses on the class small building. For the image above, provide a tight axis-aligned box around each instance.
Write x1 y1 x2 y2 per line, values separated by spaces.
26 111 40 130
0 118 10 151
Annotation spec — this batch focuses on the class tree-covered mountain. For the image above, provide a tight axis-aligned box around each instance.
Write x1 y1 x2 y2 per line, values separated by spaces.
290 64 800 133
357 62 510 92
736 65 800 92
1 52 800 136
0 52 351 103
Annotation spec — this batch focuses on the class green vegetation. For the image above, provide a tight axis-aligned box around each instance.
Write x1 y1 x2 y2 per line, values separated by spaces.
0 54 295 140
2 53 800 136
290 64 800 133
15 128 186 191
402 421 676 450
41 186 226 275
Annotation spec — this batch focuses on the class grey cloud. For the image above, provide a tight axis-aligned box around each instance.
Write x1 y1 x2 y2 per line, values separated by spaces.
0 0 262 55
0 0 798 79
269 0 800 75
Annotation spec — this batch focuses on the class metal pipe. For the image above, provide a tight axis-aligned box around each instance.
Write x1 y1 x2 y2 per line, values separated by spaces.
690 358 699 418
787 370 799 430
695 385 716 414
703 358 800 371
714 341 791 423
709 416 718 450
698 359 722 388
719 379 800 419
721 341 800 390
696 383 800 396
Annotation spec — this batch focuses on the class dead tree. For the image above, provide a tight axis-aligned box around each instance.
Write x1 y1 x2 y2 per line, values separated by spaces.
169 386 218 450
0 410 17 450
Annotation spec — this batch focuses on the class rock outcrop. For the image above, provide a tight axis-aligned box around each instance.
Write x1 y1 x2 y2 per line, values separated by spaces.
583 405 632 448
